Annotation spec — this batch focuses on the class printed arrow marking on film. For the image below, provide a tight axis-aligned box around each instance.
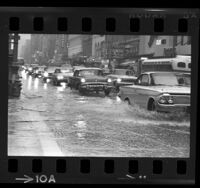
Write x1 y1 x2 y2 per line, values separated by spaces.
118 174 136 180
126 174 136 179
15 175 34 183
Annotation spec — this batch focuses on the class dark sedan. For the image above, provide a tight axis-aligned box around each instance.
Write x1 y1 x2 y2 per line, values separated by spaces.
68 67 113 95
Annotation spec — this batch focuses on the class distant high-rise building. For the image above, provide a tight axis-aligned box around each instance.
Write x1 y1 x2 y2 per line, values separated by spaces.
92 35 106 59
23 39 31 64
54 34 68 63
68 35 82 58
82 35 92 58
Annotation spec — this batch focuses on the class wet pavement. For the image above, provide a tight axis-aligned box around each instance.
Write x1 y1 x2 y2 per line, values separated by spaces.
8 70 190 157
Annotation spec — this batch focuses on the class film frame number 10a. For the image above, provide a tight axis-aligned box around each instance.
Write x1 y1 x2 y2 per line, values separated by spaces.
0 7 199 184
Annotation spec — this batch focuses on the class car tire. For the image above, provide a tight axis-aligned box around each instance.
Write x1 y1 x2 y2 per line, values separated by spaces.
78 85 84 94
104 90 110 96
55 80 59 86
76 84 79 90
148 99 156 111
116 86 120 93
124 98 131 105
68 83 72 89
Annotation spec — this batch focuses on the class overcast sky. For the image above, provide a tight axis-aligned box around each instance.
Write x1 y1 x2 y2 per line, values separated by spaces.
18 34 31 57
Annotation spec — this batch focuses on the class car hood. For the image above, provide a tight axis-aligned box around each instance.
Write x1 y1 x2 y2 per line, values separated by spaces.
127 85 191 94
108 75 137 79
55 72 73 77
83 75 107 82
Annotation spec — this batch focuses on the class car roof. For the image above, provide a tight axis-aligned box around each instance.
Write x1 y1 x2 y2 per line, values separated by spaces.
74 67 102 71
114 69 131 71
61 67 73 69
47 66 61 69
142 71 191 75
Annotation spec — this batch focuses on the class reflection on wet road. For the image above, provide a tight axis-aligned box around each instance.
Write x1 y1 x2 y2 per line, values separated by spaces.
8 72 190 157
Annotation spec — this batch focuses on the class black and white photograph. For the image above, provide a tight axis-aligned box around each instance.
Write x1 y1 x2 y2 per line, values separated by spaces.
8 34 191 157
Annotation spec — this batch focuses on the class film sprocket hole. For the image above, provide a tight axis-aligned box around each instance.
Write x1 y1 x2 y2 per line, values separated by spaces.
0 7 199 184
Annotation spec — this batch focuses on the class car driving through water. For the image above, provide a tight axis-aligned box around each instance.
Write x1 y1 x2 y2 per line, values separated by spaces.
68 67 113 96
118 72 190 113
106 69 137 92
51 67 74 86
42 66 62 83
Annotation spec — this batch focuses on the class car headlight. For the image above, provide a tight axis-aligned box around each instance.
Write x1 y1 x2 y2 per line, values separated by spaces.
117 78 122 83
107 78 112 83
44 72 48 77
28 68 32 71
168 97 174 104
57 75 64 80
158 94 174 104
81 78 86 83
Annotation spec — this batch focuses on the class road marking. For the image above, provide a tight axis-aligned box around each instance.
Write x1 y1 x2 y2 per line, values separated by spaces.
27 111 64 156
16 175 34 183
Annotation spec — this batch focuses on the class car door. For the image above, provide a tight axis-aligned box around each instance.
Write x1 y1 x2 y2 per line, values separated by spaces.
132 74 150 108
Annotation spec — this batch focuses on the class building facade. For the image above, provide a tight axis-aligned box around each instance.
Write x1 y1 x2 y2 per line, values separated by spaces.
92 35 106 59
139 35 191 58
53 34 68 64
23 39 31 64
68 35 83 58
82 35 93 58
175 36 191 55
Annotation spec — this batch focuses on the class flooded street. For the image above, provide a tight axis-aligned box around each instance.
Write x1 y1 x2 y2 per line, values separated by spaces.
8 71 190 157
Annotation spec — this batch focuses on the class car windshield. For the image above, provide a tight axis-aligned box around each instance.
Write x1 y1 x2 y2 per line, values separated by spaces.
54 69 61 73
61 69 73 73
46 67 60 73
38 67 45 71
113 69 127 75
152 73 180 86
79 69 103 76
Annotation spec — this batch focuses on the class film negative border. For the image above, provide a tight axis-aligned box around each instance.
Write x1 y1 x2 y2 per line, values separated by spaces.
0 8 199 34
0 158 194 184
0 7 199 184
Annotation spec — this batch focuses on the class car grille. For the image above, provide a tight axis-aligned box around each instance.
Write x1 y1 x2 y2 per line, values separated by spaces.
172 95 190 104
86 84 105 87
122 79 136 83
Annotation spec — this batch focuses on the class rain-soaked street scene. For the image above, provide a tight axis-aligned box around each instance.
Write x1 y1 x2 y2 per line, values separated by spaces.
8 34 191 157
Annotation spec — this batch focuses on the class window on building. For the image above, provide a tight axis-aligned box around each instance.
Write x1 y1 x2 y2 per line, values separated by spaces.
188 63 191 68
187 36 191 45
161 39 166 44
181 36 184 45
174 36 178 46
177 62 186 68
